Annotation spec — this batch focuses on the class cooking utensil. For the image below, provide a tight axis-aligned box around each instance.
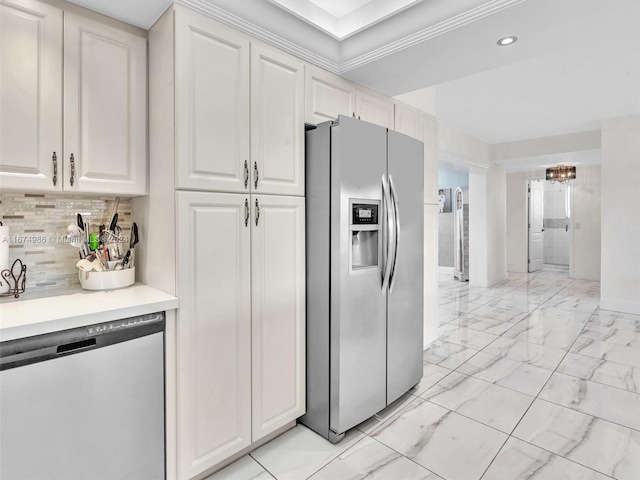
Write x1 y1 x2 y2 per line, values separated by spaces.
67 224 86 258
109 213 118 233
117 222 138 270
107 197 120 235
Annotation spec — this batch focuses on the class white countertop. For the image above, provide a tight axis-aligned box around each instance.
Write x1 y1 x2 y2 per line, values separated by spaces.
0 284 178 342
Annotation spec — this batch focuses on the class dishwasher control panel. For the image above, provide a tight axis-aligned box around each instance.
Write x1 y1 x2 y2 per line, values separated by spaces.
86 312 165 336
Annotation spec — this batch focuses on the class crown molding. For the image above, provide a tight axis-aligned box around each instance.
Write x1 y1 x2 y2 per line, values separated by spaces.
339 0 525 73
176 0 524 75
176 0 341 73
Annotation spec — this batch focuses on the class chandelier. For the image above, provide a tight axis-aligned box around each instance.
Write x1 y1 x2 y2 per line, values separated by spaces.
546 165 576 184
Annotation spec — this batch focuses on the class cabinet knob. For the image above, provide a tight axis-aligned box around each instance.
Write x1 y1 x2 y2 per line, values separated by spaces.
254 161 259 190
255 198 260 226
69 153 75 187
52 152 58 186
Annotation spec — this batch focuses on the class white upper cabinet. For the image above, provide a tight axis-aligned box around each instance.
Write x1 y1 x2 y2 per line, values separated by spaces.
355 88 394 130
0 0 147 195
421 114 439 205
63 12 147 195
251 44 304 196
394 102 423 141
175 7 250 193
251 195 305 440
305 66 355 124
0 0 62 191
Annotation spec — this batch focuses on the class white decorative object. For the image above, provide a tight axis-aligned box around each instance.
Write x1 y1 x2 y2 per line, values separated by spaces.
78 262 135 290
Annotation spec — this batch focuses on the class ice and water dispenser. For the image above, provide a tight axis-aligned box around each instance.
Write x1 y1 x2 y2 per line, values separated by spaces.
349 200 380 272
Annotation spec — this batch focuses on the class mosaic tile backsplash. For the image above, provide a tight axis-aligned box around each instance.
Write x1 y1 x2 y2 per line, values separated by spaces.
1 193 131 291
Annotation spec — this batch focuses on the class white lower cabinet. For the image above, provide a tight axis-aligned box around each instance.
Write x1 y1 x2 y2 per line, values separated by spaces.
251 195 305 440
176 192 252 479
176 191 305 479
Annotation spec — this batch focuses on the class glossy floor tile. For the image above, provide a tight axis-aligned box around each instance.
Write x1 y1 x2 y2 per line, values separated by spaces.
214 267 640 480
538 372 640 430
250 425 364 480
207 456 274 480
309 436 442 480
456 351 553 396
419 371 534 433
514 399 640 479
423 340 480 369
571 336 640 368
556 352 640 393
482 336 567 370
370 398 507 480
482 437 609 480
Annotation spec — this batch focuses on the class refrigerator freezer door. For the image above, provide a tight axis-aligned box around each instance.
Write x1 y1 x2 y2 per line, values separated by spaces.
386 130 425 404
330 116 388 434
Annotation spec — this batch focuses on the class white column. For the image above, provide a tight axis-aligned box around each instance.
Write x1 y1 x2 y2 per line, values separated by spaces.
600 115 640 314
469 165 508 287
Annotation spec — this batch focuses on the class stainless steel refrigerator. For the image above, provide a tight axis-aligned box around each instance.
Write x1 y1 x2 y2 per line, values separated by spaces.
301 115 424 443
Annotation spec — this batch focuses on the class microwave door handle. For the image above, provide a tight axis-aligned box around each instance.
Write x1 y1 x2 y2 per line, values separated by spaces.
381 174 394 296
388 175 400 293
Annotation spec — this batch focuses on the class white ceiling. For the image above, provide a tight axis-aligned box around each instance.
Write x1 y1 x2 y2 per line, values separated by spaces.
66 0 640 155
266 0 423 40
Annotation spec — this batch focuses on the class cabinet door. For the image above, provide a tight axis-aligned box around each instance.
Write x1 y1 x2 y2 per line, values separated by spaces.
394 103 423 140
0 0 62 191
305 65 355 124
355 89 394 130
422 114 439 204
251 195 305 440
176 192 252 478
63 12 147 195
251 44 305 196
424 203 438 347
175 7 250 193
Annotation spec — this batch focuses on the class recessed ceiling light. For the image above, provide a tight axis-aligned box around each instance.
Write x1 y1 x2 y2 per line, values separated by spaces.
497 36 518 46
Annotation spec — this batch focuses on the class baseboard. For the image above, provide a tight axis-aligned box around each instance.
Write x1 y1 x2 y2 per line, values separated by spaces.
599 299 640 315
438 266 454 275
569 271 600 281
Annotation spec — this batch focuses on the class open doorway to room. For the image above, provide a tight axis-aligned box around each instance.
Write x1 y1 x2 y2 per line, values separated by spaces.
438 166 469 280
527 179 572 273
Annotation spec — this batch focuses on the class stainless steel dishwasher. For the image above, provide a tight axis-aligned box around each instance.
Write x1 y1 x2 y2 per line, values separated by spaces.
0 312 165 480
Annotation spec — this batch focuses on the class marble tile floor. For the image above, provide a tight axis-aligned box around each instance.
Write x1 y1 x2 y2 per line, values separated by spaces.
208 266 640 480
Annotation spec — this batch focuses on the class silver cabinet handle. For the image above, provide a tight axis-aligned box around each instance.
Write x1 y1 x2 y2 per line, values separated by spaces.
69 153 75 186
388 175 400 293
52 152 58 186
254 161 259 189
244 199 249 227
244 160 249 189
255 198 260 226
381 174 394 296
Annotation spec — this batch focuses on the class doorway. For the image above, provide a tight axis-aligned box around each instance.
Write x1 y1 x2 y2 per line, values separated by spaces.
528 179 572 272
527 180 544 272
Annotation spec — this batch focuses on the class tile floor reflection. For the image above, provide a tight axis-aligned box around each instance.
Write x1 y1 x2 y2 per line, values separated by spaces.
208 266 640 480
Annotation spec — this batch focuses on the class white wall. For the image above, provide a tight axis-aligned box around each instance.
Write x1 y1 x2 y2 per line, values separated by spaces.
469 164 508 287
486 164 508 284
506 172 529 273
505 167 601 278
600 116 640 313
571 165 601 280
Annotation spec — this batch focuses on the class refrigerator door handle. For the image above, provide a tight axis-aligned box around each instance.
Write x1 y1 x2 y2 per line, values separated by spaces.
388 175 400 293
381 174 394 296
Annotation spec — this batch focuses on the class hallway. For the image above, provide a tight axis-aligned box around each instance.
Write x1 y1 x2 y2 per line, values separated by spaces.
210 267 639 480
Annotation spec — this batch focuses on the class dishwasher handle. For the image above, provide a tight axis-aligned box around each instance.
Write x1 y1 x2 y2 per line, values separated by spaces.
57 338 97 355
